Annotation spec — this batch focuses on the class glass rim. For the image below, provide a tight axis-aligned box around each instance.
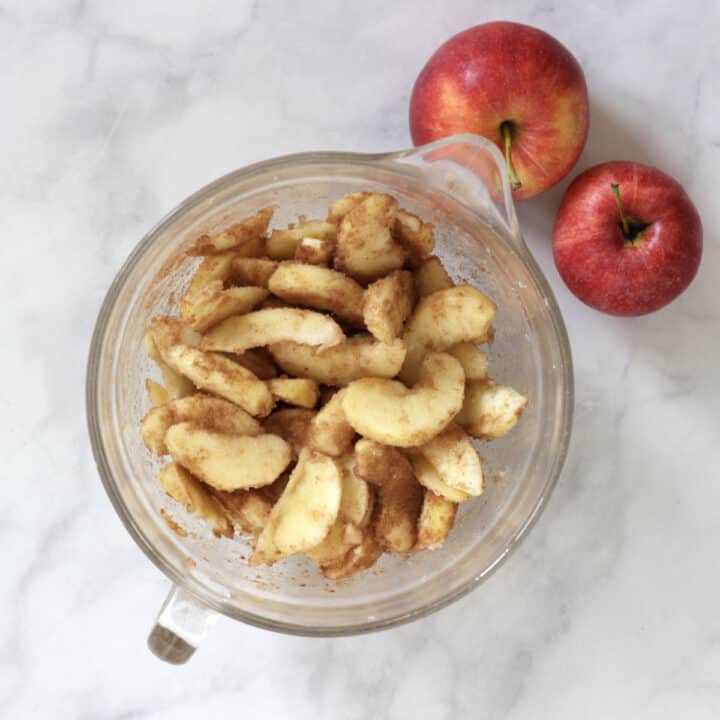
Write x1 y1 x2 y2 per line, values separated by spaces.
86 136 574 636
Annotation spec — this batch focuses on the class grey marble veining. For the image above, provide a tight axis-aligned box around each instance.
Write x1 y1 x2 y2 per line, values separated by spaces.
2 1 719 717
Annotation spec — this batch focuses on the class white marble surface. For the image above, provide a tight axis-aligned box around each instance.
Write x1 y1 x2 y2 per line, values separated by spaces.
2 0 719 717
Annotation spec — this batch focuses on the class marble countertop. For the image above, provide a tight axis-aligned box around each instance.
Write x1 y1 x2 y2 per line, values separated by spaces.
3 1 719 717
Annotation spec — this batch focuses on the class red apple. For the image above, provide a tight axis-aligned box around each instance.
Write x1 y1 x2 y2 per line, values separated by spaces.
553 161 702 316
409 22 589 200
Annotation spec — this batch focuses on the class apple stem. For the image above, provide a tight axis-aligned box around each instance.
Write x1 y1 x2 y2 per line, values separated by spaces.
610 183 631 237
501 122 522 191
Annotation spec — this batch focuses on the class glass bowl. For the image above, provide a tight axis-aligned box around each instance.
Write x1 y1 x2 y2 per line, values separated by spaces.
86 134 573 662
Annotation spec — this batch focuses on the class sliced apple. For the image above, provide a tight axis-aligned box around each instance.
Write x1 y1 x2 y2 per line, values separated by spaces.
187 251 238 295
334 193 405 282
161 344 273 416
187 207 273 256
322 531 383 579
294 236 335 266
179 281 269 332
353 439 423 553
141 393 261 455
413 255 453 297
416 490 457 550
343 523 363 545
456 380 528 439
363 270 415 343
145 323 198 400
307 389 355 457
327 192 371 223
342 352 464 447
298 455 374 565
338 454 374 527
230 256 278 288
268 377 319 408
305 516 359 566
394 209 435 267
408 453 470 503
263 408 315 459
400 285 496 384
165 421 291 491
250 521 284 566
353 438 404 487
417 424 483 496
267 449 342 555
268 262 365 327
447 343 488 381
212 488 273 534
270 334 405 386
145 339 195 401
149 316 202 352
267 220 337 260
201 308 346 355
157 462 233 538
146 379 170 407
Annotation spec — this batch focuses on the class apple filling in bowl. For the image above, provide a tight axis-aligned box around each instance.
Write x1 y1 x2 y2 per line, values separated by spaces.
141 193 528 579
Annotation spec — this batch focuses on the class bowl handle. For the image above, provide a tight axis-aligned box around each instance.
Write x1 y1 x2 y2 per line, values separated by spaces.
147 585 217 664
383 133 524 253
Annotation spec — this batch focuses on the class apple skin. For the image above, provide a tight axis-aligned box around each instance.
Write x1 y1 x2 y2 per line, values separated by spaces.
409 22 589 200
552 161 703 316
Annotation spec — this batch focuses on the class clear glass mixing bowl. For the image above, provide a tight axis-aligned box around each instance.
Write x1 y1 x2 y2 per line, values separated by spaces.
86 134 573 663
